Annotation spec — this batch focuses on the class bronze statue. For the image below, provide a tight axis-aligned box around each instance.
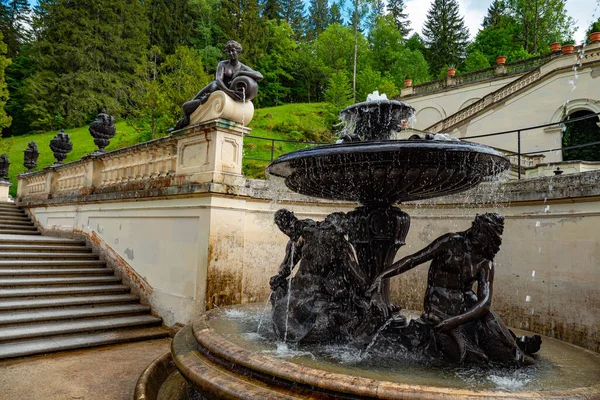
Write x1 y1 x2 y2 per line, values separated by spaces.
368 213 541 366
174 40 263 130
269 209 384 344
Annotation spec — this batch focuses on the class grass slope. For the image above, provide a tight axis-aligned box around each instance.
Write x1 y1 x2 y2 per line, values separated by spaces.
243 103 334 179
1 102 334 195
1 122 144 196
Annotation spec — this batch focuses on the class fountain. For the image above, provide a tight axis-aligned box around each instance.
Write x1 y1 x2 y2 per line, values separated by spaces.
136 95 600 398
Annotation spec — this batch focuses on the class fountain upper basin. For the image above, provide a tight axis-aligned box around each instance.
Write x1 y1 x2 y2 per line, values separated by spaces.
267 140 510 203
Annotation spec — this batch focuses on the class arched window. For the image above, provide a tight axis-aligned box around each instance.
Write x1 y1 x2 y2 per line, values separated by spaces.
562 110 600 161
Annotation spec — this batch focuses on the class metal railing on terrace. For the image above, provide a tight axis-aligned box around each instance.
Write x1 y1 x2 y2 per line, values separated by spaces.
244 112 600 180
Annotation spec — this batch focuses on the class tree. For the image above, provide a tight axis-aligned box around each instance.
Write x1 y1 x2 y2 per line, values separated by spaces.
389 48 430 87
369 15 403 75
0 0 30 59
329 1 344 25
263 0 283 20
218 0 265 65
281 0 306 40
324 70 353 129
505 0 574 54
386 0 410 37
22 0 149 130
315 24 356 76
0 32 11 130
482 0 509 29
291 41 326 102
148 0 191 56
464 49 490 71
188 0 222 71
349 0 372 101
422 0 470 75
307 0 330 40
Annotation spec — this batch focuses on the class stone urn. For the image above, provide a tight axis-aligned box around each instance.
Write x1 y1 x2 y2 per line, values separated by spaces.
404 78 413 88
446 68 456 77
496 55 507 65
89 110 116 155
49 129 73 165
550 42 562 52
23 142 39 172
0 153 9 181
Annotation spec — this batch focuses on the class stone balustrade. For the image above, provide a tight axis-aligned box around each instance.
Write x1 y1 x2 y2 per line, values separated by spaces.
17 119 248 203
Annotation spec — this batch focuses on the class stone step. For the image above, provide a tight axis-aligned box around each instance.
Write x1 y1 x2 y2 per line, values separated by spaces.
0 284 130 298
0 268 112 277
0 276 121 287
0 211 27 218
0 314 163 343
0 237 86 246
0 215 31 222
0 326 168 359
0 244 92 253
0 252 99 260
0 304 151 325
0 220 34 227
0 224 37 231
0 294 140 311
0 229 40 235
0 260 105 268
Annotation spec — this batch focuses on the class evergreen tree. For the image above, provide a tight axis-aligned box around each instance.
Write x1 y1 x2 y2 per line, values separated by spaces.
482 0 509 29
281 0 306 40
22 0 149 130
307 0 330 40
148 0 192 56
0 32 11 130
0 0 30 59
218 0 265 65
386 0 410 37
422 0 470 75
263 0 283 20
329 1 344 26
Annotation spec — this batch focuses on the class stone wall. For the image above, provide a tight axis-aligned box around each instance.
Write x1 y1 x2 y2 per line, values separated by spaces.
20 169 600 352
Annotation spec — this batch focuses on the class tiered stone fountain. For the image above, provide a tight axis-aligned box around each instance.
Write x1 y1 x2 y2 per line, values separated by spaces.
136 97 600 399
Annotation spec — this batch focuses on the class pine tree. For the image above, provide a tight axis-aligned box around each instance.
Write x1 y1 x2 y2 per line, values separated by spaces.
0 32 11 130
0 0 30 58
218 0 265 65
422 0 470 75
386 0 411 37
281 0 306 40
482 0 508 29
329 1 344 26
307 0 330 40
148 0 192 55
22 0 150 130
263 0 283 20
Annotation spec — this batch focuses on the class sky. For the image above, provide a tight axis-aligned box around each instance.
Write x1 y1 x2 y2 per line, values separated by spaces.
405 0 600 44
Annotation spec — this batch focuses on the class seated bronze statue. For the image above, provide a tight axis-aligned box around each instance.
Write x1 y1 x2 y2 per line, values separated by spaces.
174 40 263 130
368 213 541 366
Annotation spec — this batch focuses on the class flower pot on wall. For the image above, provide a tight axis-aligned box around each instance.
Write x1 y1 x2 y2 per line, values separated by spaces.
446 68 456 77
404 79 412 88
590 32 600 43
550 42 562 52
496 55 507 65
561 44 575 54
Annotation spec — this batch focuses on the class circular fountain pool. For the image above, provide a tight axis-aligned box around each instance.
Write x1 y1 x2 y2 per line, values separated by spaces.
137 304 600 400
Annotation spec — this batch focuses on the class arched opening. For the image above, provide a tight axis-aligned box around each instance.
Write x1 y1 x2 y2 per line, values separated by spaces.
562 110 600 161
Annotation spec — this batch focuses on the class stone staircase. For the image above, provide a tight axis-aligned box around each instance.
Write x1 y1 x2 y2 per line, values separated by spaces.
0 202 169 359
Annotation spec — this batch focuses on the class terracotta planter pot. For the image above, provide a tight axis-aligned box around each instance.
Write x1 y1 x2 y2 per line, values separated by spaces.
495 55 507 65
590 32 600 43
550 42 561 52
446 68 456 77
561 44 574 55
403 79 412 88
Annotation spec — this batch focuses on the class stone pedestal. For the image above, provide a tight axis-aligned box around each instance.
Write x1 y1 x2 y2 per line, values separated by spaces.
0 180 11 202
189 91 255 127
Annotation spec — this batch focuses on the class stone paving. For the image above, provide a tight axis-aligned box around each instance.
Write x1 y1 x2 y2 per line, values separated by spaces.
0 338 171 400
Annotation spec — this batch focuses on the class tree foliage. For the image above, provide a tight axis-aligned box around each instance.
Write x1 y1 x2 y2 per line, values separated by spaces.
422 0 470 75
386 0 410 37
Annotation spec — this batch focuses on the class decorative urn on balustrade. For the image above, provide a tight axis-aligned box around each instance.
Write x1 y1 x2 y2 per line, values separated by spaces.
49 129 73 165
23 142 39 172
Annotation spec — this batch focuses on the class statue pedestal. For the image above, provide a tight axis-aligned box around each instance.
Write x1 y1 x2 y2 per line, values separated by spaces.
0 180 11 202
189 91 255 127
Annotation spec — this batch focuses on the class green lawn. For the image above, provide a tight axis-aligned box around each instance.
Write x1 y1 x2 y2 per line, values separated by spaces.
1 102 335 195
243 103 334 179
1 122 145 196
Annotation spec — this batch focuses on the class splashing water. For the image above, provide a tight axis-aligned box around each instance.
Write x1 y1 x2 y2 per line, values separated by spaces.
283 245 295 342
363 317 395 355
256 292 272 334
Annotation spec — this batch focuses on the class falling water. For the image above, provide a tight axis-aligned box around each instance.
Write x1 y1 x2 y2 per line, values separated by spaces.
363 317 395 355
256 292 272 334
283 245 295 342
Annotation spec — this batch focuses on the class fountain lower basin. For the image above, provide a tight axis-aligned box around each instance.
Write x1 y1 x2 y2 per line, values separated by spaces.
137 304 600 400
